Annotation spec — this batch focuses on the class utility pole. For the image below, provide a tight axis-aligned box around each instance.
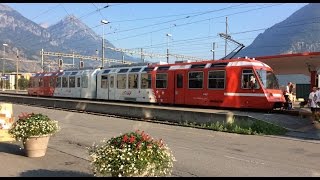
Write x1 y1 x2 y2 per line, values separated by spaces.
72 51 75 68
225 17 228 57
102 25 105 68
16 50 19 93
122 52 125 64
101 20 109 68
166 33 172 64
2 43 8 91
141 48 145 63
41 48 44 72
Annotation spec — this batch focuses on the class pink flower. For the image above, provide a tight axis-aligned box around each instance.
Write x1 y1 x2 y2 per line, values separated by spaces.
122 135 128 142
129 135 135 143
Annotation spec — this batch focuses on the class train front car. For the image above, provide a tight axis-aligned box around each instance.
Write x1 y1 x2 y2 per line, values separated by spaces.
253 61 285 110
224 58 285 110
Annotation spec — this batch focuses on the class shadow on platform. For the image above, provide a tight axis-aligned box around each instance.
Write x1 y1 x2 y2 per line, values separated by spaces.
0 142 24 156
19 169 93 177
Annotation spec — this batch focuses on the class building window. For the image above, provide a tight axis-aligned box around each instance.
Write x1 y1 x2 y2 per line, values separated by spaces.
128 74 138 89
208 70 225 89
188 71 203 89
117 74 126 89
141 73 152 89
156 73 167 89
69 76 75 88
101 75 108 89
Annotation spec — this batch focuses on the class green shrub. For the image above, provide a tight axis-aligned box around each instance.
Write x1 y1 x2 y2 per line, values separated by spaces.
180 120 287 135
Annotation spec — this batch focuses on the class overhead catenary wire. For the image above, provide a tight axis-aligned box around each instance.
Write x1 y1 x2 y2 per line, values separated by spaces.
6 2 312 63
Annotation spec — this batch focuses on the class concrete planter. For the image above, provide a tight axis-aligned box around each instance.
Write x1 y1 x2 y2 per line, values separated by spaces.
23 135 50 157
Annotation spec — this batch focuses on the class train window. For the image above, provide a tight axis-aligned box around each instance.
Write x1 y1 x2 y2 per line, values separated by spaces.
56 77 61 88
101 75 108 89
128 74 138 89
255 69 280 89
49 78 55 87
28 79 32 88
110 76 114 88
39 78 43 87
103 69 110 74
44 79 49 87
118 69 129 73
188 71 203 89
62 77 68 88
157 66 170 71
77 77 81 87
177 74 183 88
130 68 141 72
143 67 154 72
69 76 75 88
241 69 260 89
31 78 35 87
208 70 225 89
156 73 167 89
210 62 228 68
191 64 206 69
141 73 152 89
82 76 88 88
117 74 126 89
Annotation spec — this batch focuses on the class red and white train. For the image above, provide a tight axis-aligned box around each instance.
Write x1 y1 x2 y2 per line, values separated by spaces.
28 57 286 110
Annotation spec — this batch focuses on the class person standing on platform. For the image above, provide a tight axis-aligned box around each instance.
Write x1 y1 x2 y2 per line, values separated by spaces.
284 82 293 110
308 87 319 124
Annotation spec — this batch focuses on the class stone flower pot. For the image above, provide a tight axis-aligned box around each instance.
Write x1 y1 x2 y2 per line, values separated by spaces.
23 135 50 157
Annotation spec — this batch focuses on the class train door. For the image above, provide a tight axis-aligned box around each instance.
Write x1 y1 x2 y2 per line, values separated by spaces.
109 74 116 100
174 70 185 104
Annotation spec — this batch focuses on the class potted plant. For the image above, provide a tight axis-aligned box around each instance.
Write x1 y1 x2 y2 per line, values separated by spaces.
88 130 176 177
8 112 60 157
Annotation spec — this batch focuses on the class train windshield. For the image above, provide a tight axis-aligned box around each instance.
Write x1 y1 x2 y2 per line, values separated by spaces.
255 69 280 89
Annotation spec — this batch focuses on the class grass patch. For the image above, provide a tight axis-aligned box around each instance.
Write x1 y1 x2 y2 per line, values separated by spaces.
179 120 287 135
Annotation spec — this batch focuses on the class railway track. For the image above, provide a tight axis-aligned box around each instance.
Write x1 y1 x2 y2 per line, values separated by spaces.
1 92 314 138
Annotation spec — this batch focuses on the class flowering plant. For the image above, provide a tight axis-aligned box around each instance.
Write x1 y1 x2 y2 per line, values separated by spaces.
88 130 176 177
8 112 60 141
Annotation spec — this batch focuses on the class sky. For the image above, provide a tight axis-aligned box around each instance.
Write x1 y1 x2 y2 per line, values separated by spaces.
4 3 308 62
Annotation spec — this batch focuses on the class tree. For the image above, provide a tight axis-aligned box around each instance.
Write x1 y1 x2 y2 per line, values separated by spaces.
18 78 29 90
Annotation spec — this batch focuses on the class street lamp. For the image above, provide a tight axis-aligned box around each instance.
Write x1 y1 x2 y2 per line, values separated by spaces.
211 42 216 60
210 50 215 60
2 43 8 91
101 20 110 68
166 33 172 63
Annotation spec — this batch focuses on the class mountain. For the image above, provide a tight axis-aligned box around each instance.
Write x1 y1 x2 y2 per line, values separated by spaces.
0 4 139 72
237 3 320 58
48 15 137 62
